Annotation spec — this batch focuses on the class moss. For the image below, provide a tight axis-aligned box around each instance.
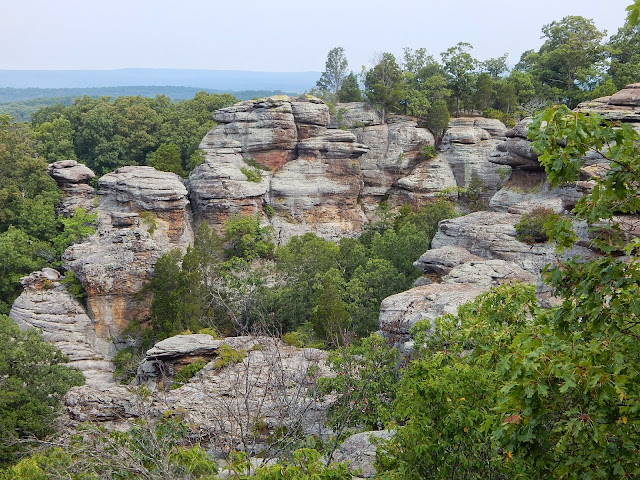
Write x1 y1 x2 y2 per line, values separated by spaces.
139 211 157 235
213 344 247 369
240 167 261 183
171 358 207 389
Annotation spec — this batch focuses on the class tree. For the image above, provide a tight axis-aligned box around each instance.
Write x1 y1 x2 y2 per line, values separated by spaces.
532 16 607 106
147 143 185 177
337 72 361 102
316 47 349 99
424 99 451 145
490 106 640 478
606 23 640 89
0 315 84 467
364 53 404 122
441 42 478 116
377 284 537 480
480 53 509 78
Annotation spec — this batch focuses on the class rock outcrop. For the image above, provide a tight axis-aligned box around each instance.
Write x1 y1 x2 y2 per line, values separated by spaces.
191 96 370 243
65 335 331 456
62 166 193 343
47 160 97 217
9 269 114 387
333 430 396 478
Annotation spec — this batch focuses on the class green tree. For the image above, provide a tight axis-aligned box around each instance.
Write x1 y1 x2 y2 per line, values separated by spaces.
364 53 404 122
490 106 640 478
316 47 349 99
0 315 84 466
337 72 361 102
222 215 274 261
606 23 640 89
441 42 478 116
147 143 185 177
424 99 451 145
377 284 537 480
33 116 77 162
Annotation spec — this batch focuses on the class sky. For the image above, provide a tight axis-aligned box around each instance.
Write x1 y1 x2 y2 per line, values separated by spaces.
1 0 632 72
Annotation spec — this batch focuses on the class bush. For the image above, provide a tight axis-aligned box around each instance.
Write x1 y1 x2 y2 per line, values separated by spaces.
514 207 560 244
171 359 207 389
213 344 247 369
113 346 143 384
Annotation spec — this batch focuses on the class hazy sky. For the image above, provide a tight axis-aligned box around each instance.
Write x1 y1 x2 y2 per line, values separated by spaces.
2 0 631 72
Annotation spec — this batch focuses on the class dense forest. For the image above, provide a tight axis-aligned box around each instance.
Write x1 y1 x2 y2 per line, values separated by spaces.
1 4 640 479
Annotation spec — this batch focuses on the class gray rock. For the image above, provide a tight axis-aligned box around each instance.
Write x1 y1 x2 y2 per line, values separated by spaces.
414 246 484 275
9 270 115 387
48 160 96 184
442 259 536 287
333 430 395 478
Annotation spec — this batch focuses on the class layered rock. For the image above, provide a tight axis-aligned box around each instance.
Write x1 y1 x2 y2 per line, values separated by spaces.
65 335 331 456
191 96 369 242
9 269 114 387
63 166 193 342
47 160 97 217
440 117 510 204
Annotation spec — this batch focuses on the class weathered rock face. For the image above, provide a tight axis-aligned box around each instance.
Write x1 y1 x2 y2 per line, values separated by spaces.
65 335 332 457
9 269 114 387
438 118 510 204
63 166 193 342
47 160 97 217
191 96 370 243
575 83 640 121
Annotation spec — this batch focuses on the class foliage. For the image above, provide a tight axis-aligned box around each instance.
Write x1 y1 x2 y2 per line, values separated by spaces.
240 166 261 183
0 314 85 467
417 144 437 160
53 207 97 255
377 284 538 480
484 104 640 478
319 334 400 436
223 215 274 261
364 53 404 122
441 42 478 116
147 143 185 177
172 359 207 389
1 417 218 479
337 72 362 103
282 331 305 348
316 47 349 99
225 448 352 479
61 270 87 299
113 346 142 384
514 207 561 244
213 345 247 369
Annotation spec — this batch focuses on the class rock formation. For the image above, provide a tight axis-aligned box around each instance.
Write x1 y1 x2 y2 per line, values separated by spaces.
62 166 193 343
65 335 331 457
47 159 97 216
190 96 508 241
9 268 114 387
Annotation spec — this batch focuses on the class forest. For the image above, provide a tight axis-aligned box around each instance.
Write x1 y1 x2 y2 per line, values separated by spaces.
1 3 640 478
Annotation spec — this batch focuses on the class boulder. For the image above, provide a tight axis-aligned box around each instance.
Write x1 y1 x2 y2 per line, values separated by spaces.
47 160 97 217
442 259 536 287
413 246 484 276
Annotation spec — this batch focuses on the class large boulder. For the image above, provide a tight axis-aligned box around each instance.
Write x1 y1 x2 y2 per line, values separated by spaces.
333 430 395 478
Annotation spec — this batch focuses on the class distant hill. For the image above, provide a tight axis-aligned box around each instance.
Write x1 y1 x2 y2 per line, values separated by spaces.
0 69 321 92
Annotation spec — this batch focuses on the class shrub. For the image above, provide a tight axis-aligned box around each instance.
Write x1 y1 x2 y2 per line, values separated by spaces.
514 207 560 244
240 166 262 183
283 331 305 348
213 344 247 369
418 144 437 160
113 346 142 384
171 359 207 389
60 270 86 299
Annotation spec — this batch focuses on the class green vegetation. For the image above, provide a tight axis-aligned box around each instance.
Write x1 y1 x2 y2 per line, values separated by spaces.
240 166 261 183
212 345 247 369
0 315 84 467
171 359 207 389
514 207 561 244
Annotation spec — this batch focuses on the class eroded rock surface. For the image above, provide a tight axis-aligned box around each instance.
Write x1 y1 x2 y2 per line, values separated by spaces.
333 430 396 478
9 269 114 387
63 166 193 342
48 160 97 217
65 335 331 457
